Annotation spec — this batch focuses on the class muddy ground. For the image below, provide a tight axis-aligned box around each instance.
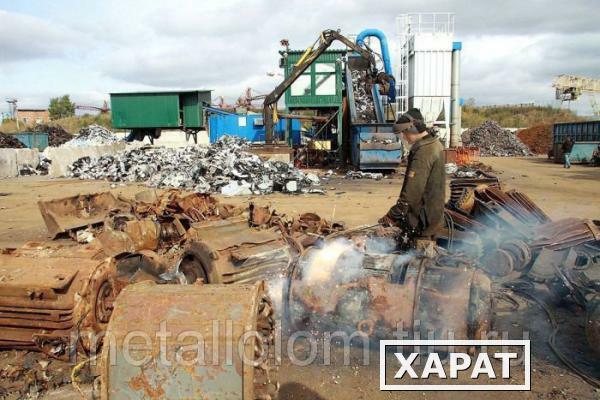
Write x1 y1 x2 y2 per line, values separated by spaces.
0 156 599 399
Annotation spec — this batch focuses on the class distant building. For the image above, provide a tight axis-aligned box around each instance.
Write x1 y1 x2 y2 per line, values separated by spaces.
18 109 49 125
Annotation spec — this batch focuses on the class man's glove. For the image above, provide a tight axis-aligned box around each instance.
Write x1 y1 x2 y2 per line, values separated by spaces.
378 214 396 227
387 200 410 223
379 201 410 227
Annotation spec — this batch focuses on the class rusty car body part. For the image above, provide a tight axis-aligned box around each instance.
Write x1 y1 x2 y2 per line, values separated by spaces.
287 234 492 340
97 219 161 256
180 217 294 284
133 189 243 223
100 281 278 400
0 249 121 358
38 192 131 238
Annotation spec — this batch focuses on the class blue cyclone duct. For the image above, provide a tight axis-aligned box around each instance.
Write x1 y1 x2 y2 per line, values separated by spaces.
356 29 396 101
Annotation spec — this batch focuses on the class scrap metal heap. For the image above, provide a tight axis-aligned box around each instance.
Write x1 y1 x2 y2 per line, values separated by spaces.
443 176 598 277
0 186 500 398
442 173 600 360
33 124 72 147
0 132 25 149
60 124 119 147
68 136 323 195
0 190 343 360
351 69 377 123
288 228 492 340
461 120 532 157
0 244 119 357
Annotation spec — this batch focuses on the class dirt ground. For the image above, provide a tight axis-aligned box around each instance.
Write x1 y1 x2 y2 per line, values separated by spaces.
1 156 598 248
0 156 599 399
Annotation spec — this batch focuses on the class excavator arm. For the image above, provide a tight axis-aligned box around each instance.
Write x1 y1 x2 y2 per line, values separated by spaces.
263 29 380 143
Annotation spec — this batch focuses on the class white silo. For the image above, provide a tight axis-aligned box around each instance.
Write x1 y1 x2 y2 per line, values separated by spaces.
396 13 459 147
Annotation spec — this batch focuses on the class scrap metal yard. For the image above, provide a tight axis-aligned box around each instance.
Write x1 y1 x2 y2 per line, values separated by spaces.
0 156 598 399
1 3 600 400
1 157 599 247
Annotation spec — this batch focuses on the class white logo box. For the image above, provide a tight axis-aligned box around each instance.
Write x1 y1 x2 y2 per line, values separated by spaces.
380 339 531 391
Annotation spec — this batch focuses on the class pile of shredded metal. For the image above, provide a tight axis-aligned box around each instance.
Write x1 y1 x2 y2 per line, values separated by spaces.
351 70 377 123
0 132 25 148
61 124 119 147
345 171 383 180
462 120 531 157
69 136 322 195
0 350 73 399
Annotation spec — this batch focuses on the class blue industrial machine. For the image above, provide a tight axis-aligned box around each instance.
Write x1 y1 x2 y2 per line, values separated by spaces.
264 29 398 169
208 111 301 145
355 29 396 102
347 29 402 170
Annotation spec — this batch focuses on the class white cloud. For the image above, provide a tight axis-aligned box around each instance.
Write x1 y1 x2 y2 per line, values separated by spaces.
0 10 77 63
0 1 598 115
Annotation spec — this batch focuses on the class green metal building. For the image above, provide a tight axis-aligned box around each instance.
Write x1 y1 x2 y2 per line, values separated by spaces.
110 90 212 142
281 50 346 153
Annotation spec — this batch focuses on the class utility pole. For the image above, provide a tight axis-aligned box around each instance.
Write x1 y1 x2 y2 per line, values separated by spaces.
6 99 19 130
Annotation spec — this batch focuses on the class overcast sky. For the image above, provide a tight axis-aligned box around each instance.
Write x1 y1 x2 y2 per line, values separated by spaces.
1 0 598 115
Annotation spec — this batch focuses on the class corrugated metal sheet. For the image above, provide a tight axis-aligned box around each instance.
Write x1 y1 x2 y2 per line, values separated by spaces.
553 120 600 143
14 132 48 150
181 92 202 128
110 91 211 129
111 92 180 129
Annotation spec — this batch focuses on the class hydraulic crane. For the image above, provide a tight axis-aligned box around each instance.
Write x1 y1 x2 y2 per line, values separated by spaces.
262 29 394 143
75 101 110 113
553 74 600 116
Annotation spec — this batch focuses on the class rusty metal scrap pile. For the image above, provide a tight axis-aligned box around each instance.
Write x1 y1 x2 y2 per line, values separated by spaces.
0 132 25 149
68 136 322 195
0 189 342 351
288 231 492 340
462 120 532 157
443 173 600 372
0 176 598 396
444 175 599 276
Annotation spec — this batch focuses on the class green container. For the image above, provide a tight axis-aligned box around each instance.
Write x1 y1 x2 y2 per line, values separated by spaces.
110 90 212 130
15 132 49 150
283 50 345 108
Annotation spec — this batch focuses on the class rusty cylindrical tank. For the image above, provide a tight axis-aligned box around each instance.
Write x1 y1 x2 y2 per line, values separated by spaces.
288 239 492 340
100 281 278 400
176 217 293 285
